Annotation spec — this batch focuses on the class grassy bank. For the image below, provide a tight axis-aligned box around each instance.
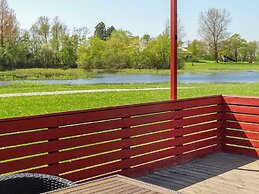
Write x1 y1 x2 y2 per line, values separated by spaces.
0 68 101 80
181 61 259 73
1 61 258 81
1 82 259 118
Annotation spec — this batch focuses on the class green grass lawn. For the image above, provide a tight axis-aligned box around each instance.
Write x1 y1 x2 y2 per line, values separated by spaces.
1 82 259 119
0 82 170 94
181 61 259 73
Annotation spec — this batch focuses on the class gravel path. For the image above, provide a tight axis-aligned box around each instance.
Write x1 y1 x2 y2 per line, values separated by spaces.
0 87 193 98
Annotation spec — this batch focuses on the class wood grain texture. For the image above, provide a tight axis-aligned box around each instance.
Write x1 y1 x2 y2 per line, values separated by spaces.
138 152 259 194
222 95 259 157
50 175 178 193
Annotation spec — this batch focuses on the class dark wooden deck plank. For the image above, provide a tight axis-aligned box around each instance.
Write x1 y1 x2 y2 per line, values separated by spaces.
137 152 259 194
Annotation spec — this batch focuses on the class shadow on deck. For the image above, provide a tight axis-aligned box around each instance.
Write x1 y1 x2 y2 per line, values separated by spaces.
137 152 259 194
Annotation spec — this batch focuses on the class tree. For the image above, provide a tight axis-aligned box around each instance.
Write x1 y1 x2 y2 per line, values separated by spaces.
199 8 231 63
246 41 257 63
33 16 51 43
59 34 78 68
164 18 185 69
227 34 246 62
94 22 107 40
187 40 208 62
106 26 116 39
73 26 90 44
141 33 170 69
142 34 151 44
139 34 151 51
104 30 139 69
77 37 107 70
13 30 34 68
50 16 67 66
0 0 19 48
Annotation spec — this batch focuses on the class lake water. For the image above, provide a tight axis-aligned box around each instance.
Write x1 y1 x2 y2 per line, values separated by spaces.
2 72 259 85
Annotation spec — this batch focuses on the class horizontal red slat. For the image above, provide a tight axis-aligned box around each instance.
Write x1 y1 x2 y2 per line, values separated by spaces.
0 105 220 147
222 105 259 115
223 145 259 158
0 96 221 133
31 139 182 176
225 129 259 140
0 113 220 161
223 96 259 107
183 122 220 135
223 113 259 124
223 121 259 132
225 137 259 148
0 127 220 174
122 145 221 178
35 130 220 176
0 130 174 173
121 138 219 173
61 138 220 181
0 121 220 162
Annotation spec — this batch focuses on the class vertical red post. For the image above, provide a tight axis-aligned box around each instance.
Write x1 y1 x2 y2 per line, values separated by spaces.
170 0 178 100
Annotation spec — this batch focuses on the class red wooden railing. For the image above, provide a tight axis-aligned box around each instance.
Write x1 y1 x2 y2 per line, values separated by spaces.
222 96 259 158
0 95 222 182
1 95 259 182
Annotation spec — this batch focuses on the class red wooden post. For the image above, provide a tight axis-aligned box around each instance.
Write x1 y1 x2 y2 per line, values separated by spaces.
170 0 178 100
121 116 131 172
48 126 59 168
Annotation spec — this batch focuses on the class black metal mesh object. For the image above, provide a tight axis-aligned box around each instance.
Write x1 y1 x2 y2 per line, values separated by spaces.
0 173 75 194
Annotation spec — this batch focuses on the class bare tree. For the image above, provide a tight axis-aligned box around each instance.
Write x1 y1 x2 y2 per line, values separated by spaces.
0 0 19 47
164 18 184 40
199 8 231 63
34 16 51 43
73 26 90 44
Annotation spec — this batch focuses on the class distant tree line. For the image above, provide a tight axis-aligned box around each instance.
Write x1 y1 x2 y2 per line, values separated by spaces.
77 28 171 70
0 0 258 71
0 0 173 71
0 0 90 70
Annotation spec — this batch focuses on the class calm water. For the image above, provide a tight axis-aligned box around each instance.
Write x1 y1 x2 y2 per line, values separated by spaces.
2 72 259 85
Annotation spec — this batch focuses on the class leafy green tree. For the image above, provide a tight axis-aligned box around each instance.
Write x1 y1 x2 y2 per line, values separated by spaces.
50 16 68 66
187 40 207 62
141 33 170 69
12 30 34 68
104 30 139 69
77 37 106 70
38 44 54 67
227 34 246 62
59 34 78 68
246 41 257 63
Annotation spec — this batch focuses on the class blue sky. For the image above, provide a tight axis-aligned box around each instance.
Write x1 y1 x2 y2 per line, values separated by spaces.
7 0 259 41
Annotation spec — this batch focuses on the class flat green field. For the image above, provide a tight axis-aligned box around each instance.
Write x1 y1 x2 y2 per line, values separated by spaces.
181 61 259 73
1 82 259 119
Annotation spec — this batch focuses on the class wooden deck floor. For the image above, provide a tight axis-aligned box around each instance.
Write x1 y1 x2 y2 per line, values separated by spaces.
137 152 259 194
